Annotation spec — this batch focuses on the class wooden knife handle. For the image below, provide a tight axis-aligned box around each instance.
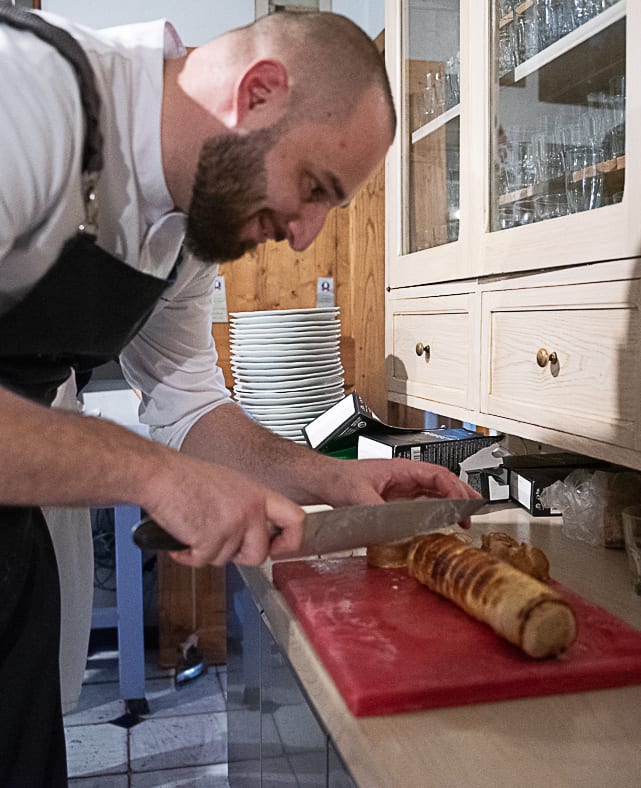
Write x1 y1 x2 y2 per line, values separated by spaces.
132 516 188 551
132 517 283 552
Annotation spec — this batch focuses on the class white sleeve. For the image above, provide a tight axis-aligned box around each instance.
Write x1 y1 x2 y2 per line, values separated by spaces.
0 25 84 303
119 253 233 449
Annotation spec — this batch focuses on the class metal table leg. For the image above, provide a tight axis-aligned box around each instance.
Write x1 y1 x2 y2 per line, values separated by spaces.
114 504 149 714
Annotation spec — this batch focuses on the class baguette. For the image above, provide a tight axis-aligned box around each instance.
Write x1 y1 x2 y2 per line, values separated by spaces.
366 538 414 568
480 532 550 582
407 533 577 659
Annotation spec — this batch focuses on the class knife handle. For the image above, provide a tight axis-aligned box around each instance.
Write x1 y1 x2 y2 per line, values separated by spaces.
132 516 188 551
132 515 284 552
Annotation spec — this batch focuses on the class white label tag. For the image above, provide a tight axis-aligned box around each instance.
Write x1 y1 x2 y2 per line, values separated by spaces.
316 276 335 308
211 275 228 323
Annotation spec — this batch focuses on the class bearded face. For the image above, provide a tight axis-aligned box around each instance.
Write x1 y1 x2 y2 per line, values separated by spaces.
185 125 281 263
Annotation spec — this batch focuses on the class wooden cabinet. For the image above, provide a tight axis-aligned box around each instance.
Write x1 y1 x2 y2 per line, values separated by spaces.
384 0 641 471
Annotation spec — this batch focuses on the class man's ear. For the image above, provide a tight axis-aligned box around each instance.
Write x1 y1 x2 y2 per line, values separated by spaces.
235 59 289 128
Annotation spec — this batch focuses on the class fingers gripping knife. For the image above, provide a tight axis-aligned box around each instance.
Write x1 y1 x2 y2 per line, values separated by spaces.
132 498 486 557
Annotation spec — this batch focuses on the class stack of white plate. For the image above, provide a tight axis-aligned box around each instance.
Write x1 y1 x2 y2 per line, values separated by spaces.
230 307 344 443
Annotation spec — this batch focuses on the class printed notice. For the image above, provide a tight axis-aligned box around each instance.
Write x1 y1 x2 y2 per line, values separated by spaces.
212 275 228 322
316 276 335 307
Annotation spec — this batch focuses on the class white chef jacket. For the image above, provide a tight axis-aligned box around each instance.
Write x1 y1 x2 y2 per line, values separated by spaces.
0 11 232 448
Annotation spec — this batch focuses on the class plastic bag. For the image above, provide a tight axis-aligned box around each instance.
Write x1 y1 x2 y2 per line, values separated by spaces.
540 468 641 548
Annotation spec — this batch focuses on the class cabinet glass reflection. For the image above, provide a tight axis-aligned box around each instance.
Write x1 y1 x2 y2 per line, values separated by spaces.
402 0 460 253
491 0 626 230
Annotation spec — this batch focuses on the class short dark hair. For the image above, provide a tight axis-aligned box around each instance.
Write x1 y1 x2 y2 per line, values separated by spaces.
244 11 396 135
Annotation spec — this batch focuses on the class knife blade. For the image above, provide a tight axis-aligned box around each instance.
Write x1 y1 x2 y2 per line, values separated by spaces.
132 497 485 557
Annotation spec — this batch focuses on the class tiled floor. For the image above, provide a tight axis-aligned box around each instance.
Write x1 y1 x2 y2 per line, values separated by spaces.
64 641 230 787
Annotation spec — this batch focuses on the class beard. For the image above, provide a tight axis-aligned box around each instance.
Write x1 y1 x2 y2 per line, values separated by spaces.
185 125 280 263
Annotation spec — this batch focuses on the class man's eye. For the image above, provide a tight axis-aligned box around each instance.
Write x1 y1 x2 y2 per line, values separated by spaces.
307 179 328 203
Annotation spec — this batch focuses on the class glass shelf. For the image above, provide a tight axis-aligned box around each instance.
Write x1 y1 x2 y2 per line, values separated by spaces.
411 103 461 145
499 0 626 84
491 0 626 230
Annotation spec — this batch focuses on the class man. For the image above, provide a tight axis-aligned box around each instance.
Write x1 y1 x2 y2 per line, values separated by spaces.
0 7 480 785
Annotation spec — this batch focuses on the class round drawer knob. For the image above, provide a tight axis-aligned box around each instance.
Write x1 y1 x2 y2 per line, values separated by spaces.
536 348 558 367
415 342 431 359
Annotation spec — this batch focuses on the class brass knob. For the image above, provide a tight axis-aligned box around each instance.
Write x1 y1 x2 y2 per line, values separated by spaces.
415 342 431 359
536 348 558 367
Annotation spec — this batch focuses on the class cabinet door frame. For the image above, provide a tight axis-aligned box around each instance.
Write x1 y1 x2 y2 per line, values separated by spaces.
385 0 640 286
385 0 472 290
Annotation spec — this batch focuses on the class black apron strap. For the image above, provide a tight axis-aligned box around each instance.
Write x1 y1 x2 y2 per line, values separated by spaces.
0 3 102 175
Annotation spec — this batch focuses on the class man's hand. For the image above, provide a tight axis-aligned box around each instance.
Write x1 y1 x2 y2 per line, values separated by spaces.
141 456 305 568
316 457 483 528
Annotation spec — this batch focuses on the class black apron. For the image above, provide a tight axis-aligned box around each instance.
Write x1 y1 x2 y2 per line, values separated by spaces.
0 7 180 786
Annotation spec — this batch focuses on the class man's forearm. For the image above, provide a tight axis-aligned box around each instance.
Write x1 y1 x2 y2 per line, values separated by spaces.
180 402 341 504
0 385 173 510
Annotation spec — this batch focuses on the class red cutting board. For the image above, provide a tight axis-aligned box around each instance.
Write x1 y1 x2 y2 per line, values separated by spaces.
272 556 641 717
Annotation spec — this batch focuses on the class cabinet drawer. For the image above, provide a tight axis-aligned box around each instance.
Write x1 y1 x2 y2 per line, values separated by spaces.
388 294 475 410
481 280 641 449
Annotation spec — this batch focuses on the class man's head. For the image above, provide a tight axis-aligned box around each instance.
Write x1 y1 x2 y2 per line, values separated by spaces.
170 11 396 263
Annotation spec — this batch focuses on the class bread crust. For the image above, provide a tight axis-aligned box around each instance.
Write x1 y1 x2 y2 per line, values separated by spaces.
407 533 577 659
366 539 414 568
480 532 550 582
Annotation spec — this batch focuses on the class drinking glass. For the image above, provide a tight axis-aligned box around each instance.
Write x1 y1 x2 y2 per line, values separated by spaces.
445 53 460 109
513 198 537 225
516 6 539 62
608 76 626 158
538 0 575 48
497 204 516 229
622 505 641 595
534 133 564 182
498 24 518 76
534 193 569 221
516 140 537 189
564 144 604 213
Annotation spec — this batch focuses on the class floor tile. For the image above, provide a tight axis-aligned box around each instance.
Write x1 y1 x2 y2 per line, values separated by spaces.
131 762 229 787
130 711 227 773
216 665 227 696
64 680 126 726
69 775 129 788
65 722 128 778
144 671 226 718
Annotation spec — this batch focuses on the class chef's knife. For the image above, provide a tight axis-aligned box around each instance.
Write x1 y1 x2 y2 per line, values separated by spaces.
132 497 485 558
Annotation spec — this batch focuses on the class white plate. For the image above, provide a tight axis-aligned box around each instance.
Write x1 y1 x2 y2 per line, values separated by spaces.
231 353 340 367
232 364 343 381
230 345 340 364
231 344 339 358
231 306 338 319
229 334 340 350
230 320 340 333
237 393 344 408
231 360 342 374
231 330 340 343
255 418 312 428
234 376 344 393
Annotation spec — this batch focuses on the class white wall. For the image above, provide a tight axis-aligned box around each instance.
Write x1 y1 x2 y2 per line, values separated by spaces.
42 0 385 45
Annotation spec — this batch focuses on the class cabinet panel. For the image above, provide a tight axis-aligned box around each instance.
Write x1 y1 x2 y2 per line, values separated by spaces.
388 293 475 410
481 279 641 448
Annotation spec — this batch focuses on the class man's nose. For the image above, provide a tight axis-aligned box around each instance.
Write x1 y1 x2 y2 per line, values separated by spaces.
286 204 332 252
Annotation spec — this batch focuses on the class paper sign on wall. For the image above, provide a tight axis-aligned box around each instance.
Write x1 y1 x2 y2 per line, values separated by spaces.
211 275 228 322
316 276 335 308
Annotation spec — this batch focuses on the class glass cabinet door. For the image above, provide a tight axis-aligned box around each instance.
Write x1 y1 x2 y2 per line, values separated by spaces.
400 0 461 254
490 0 626 231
